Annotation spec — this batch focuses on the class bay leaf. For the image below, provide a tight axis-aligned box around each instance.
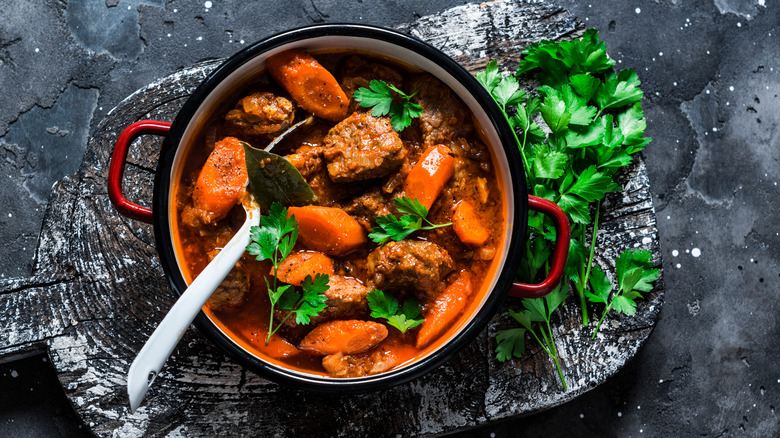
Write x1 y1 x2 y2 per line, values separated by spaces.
242 142 318 210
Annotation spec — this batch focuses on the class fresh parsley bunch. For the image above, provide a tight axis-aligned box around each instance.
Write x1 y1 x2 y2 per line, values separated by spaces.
246 202 329 343
479 29 657 388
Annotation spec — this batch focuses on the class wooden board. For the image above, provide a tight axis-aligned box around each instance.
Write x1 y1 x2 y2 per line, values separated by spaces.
0 1 664 436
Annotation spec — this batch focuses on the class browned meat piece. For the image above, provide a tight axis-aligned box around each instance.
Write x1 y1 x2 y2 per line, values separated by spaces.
205 249 250 311
285 145 324 178
225 91 295 136
276 275 370 342
343 187 392 231
409 75 474 146
322 112 405 182
339 56 404 113
365 240 455 300
321 347 399 377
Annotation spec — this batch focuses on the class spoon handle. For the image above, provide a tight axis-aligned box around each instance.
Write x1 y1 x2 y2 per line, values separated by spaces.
127 208 260 412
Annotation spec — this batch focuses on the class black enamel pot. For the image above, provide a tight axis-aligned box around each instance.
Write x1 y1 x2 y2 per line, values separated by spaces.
108 24 569 392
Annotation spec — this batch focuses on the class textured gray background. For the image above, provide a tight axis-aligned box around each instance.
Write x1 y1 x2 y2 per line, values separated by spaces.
1 0 778 437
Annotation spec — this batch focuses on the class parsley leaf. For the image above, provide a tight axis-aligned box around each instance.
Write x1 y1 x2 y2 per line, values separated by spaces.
247 203 328 343
369 197 452 244
354 80 423 131
367 290 424 333
495 327 527 362
590 249 659 337
595 69 644 112
565 165 622 202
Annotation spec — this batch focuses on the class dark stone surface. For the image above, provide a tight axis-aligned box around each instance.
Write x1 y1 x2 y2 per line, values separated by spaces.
1 0 778 437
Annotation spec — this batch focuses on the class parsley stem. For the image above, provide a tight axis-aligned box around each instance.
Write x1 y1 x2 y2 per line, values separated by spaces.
578 200 601 327
266 254 280 345
502 109 534 189
528 327 552 357
546 319 567 390
592 300 614 339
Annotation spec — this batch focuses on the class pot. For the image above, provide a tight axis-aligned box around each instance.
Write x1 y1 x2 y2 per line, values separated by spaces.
108 24 570 392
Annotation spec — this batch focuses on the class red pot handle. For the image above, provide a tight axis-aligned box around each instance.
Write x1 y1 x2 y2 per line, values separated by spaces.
108 120 172 224
509 195 571 299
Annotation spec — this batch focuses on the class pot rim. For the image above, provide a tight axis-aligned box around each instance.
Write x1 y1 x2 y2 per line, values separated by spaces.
152 23 527 392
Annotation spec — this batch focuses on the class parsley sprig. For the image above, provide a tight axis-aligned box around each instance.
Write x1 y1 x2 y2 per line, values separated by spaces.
246 202 329 343
366 290 424 333
495 285 568 389
353 80 423 131
586 249 659 338
368 197 452 245
481 29 656 389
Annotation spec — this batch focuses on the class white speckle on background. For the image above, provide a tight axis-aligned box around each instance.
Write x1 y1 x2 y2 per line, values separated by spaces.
197 36 202 41
687 299 700 316
686 249 690 254
10 370 18 378
673 81 678 86
637 405 641 410
635 7 641 14
618 412 623 417
672 250 679 257
676 263 681 269
579 413 584 419
659 52 663 56
712 127 718 132
8 213 11 218
692 248 701 257
642 237 652 245
35 48 39 53
205 0 212 7
729 85 735 91
737 22 742 27
659 379 664 383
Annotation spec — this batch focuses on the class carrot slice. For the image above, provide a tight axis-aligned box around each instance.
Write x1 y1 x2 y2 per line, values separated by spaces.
287 206 367 256
192 136 248 224
416 270 473 348
273 251 335 286
267 49 349 123
402 145 455 210
299 320 388 356
452 200 490 246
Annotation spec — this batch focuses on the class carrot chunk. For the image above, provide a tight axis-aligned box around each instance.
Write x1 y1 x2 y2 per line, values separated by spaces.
267 49 349 123
287 206 367 256
452 200 490 246
273 251 335 286
402 145 455 210
191 136 248 224
416 270 473 348
299 320 388 356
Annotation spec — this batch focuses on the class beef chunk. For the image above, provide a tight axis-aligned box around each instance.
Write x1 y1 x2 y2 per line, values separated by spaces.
205 249 250 311
343 187 392 232
339 56 404 113
277 275 370 342
365 240 454 300
321 347 399 377
225 91 295 136
409 75 474 146
322 112 405 182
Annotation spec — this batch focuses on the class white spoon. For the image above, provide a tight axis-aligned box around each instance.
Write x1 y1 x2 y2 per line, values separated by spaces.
127 196 260 412
127 115 313 412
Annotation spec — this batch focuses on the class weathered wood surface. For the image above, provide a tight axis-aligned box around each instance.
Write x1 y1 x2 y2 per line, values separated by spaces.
0 1 664 436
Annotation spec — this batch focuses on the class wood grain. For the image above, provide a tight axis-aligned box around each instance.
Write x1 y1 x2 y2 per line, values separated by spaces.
0 1 664 436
